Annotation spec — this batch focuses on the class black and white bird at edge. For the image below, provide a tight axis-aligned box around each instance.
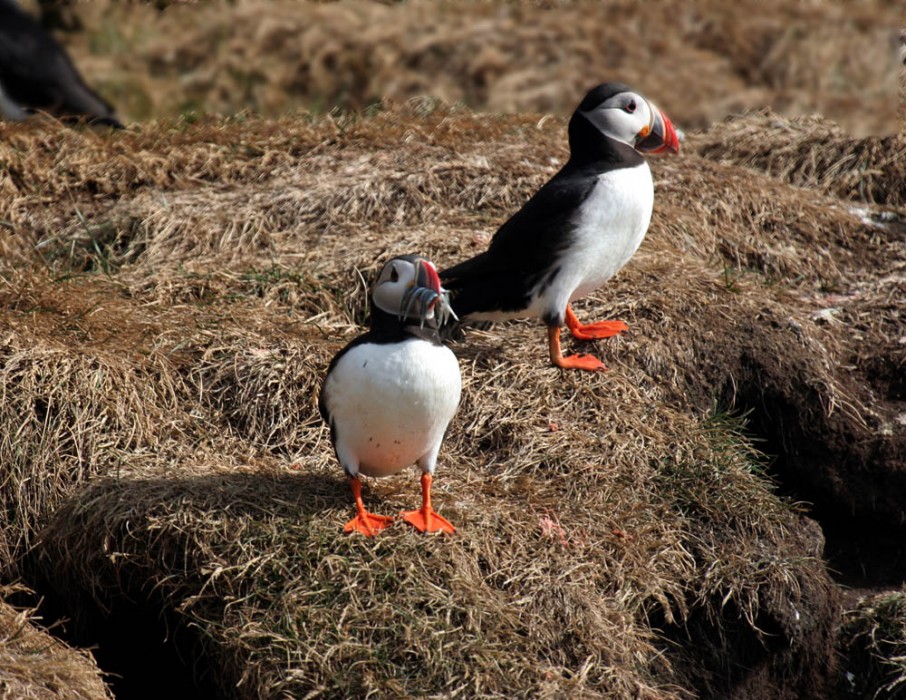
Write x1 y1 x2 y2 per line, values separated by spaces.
319 255 461 536
0 0 123 127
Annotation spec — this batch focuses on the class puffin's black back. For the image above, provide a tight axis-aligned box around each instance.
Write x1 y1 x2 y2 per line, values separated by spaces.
0 0 122 127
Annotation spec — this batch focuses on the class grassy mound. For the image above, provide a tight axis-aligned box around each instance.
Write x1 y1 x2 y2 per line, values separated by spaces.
0 277 188 577
30 413 834 698
692 111 906 206
0 102 900 697
49 0 902 135
0 585 111 700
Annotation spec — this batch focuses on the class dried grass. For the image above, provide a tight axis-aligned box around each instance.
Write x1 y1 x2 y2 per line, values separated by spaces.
0 271 190 577
0 584 112 700
56 0 902 135
0 99 901 698
31 363 823 698
692 110 906 206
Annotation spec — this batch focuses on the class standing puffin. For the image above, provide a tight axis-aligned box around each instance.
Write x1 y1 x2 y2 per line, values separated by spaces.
319 255 461 536
0 0 123 127
440 82 679 371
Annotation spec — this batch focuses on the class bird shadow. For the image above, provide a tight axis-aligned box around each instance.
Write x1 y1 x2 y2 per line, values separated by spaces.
83 466 358 524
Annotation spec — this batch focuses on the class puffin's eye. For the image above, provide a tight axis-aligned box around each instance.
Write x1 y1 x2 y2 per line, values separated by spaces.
390 266 399 283
625 100 637 113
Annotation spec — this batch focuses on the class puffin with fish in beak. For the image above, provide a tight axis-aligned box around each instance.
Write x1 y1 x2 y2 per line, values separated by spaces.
319 255 461 536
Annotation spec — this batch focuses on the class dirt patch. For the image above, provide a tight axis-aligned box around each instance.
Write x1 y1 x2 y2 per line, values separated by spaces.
839 589 906 699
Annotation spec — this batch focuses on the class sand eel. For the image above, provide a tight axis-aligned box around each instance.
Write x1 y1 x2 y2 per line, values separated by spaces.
319 255 461 536
0 0 123 127
440 82 679 371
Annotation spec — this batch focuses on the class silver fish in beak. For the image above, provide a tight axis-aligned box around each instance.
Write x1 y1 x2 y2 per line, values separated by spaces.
400 258 458 329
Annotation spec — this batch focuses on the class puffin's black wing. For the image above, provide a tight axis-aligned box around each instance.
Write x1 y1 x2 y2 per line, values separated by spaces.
0 0 122 127
440 163 597 318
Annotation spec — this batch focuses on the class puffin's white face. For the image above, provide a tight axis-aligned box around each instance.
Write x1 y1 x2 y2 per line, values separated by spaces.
372 256 456 327
579 90 679 154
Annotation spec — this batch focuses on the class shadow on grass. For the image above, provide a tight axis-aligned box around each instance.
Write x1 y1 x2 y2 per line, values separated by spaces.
23 466 361 700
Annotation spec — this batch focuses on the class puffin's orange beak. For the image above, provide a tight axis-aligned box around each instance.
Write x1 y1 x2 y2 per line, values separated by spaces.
401 258 457 327
414 259 442 295
636 102 680 154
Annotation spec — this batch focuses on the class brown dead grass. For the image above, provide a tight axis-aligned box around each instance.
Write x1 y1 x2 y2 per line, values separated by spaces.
692 110 906 206
0 278 187 577
0 98 902 697
52 0 902 136
30 356 826 698
0 585 111 700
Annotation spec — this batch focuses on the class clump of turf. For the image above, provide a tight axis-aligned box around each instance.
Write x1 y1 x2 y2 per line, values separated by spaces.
840 590 906 699
0 584 112 700
0 103 900 699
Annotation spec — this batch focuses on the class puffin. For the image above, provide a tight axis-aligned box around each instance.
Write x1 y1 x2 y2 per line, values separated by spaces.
319 254 462 536
0 0 123 127
440 82 680 371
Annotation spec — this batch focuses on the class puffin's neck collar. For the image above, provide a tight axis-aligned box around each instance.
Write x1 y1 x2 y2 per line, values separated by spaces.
369 305 440 343
567 113 643 168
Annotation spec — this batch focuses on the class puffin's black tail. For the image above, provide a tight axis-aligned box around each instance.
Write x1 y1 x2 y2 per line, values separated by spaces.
440 249 531 329
439 251 497 321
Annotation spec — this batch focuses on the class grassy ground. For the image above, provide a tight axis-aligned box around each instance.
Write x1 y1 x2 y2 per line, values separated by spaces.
1 1 904 698
37 0 904 135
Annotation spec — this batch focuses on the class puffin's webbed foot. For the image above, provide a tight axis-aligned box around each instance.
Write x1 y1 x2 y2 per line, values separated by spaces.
548 325 609 372
344 510 394 537
401 473 455 534
345 475 394 537
565 305 628 341
553 352 609 372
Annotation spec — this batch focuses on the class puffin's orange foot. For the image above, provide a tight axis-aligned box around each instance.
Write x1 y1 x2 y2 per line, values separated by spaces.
402 506 456 534
554 353 608 372
569 319 629 341
343 511 394 537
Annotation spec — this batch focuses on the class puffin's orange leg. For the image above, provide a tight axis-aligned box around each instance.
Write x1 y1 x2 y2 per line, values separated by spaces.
565 305 628 341
548 326 608 372
402 473 455 534
344 476 393 536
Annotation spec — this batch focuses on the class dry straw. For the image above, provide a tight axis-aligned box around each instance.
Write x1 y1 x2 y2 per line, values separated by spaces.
0 584 112 700
0 99 900 697
56 0 902 135
693 110 906 206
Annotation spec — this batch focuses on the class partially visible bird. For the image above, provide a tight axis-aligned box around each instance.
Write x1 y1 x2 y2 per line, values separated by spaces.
440 82 680 371
0 0 123 127
319 255 461 536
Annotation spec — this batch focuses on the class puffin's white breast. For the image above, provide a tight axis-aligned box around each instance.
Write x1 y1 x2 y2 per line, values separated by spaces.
530 162 654 319
324 337 461 478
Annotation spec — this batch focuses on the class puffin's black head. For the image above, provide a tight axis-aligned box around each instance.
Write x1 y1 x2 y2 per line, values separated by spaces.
371 254 456 332
568 82 680 160
576 82 634 112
